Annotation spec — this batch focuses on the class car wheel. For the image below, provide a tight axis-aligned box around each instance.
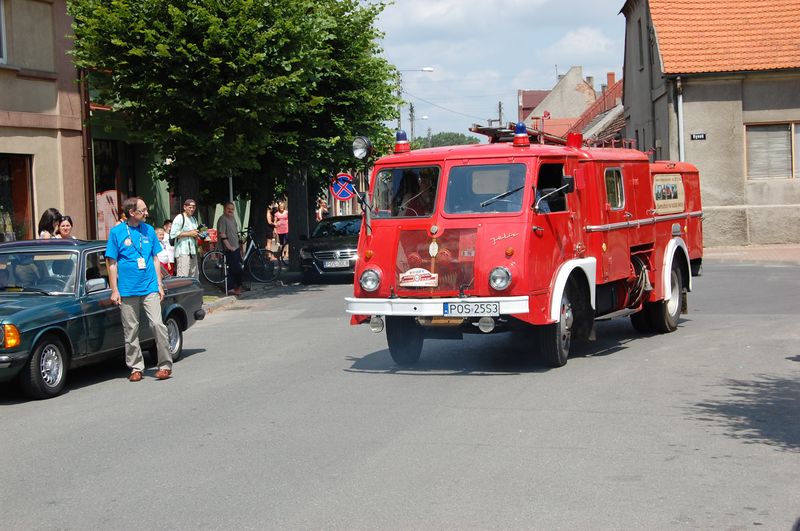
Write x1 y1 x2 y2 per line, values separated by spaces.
165 315 184 362
20 334 68 399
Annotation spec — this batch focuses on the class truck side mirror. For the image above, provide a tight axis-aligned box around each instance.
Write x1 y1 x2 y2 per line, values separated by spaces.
561 175 575 193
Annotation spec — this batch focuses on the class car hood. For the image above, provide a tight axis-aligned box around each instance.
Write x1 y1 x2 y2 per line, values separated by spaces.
0 294 64 322
301 235 358 253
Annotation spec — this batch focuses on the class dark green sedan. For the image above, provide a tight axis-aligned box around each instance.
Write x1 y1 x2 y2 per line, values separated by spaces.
0 239 205 399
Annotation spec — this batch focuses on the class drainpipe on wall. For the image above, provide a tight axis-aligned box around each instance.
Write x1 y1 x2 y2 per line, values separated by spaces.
676 76 685 162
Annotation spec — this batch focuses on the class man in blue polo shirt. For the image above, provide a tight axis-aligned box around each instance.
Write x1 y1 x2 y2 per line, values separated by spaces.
106 196 172 382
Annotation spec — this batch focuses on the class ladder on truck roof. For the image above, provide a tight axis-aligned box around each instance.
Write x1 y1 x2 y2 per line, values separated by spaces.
469 122 572 146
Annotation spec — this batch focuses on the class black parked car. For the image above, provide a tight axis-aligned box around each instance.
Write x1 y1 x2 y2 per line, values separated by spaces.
299 215 361 284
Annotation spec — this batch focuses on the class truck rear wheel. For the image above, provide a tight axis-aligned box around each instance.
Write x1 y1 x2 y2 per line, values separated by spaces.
386 316 423 366
647 260 683 333
630 309 653 333
538 291 573 367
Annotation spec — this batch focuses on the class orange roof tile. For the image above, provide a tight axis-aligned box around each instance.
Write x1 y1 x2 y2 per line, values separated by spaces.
650 0 800 74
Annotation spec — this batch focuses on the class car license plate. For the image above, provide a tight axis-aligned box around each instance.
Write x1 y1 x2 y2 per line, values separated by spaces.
442 302 499 317
323 259 349 268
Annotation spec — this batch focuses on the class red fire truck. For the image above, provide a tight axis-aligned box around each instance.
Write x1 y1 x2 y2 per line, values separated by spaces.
345 124 703 367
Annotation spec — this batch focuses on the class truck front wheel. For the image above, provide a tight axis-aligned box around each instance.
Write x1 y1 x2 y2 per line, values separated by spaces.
385 316 423 366
538 291 574 367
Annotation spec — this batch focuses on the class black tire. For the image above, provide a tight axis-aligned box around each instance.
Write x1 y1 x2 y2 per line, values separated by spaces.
538 290 574 367
165 314 184 362
246 249 276 283
385 316 424 366
630 309 653 333
20 334 68 399
201 250 226 285
647 260 683 333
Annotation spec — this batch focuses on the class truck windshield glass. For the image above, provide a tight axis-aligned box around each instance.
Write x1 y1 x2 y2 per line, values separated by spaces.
444 163 527 214
373 166 439 217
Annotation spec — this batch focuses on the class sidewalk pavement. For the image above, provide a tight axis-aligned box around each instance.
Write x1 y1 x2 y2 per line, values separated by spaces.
703 244 800 265
199 244 800 313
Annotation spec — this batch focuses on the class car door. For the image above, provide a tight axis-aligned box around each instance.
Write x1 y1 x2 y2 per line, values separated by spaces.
80 250 124 356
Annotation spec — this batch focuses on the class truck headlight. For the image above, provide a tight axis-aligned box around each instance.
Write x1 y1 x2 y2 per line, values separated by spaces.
359 269 381 292
489 267 512 290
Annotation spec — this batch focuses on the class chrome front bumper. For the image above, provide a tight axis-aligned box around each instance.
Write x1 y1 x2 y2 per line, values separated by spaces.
344 296 529 316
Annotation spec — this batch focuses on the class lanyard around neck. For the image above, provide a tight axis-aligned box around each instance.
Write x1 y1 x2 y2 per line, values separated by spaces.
125 223 145 257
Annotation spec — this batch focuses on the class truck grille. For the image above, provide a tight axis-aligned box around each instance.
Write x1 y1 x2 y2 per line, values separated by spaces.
395 228 476 294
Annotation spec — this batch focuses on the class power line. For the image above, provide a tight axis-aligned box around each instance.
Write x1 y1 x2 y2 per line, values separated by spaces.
402 89 487 121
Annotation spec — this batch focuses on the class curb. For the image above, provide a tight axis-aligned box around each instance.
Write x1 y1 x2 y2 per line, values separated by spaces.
202 295 238 313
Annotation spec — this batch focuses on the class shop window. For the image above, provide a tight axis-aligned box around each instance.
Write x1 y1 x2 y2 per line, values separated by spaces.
0 154 34 241
746 124 795 179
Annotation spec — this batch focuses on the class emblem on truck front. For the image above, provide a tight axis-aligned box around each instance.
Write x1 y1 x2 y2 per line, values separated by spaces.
399 267 439 287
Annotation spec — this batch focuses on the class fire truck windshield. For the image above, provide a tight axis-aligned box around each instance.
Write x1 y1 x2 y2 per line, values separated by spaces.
444 163 526 214
373 166 439 218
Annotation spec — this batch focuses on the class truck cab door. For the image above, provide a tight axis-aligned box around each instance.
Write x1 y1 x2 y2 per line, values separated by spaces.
530 160 575 291
601 166 631 281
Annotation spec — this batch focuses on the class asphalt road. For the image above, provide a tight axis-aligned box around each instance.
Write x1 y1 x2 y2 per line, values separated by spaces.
1 263 799 530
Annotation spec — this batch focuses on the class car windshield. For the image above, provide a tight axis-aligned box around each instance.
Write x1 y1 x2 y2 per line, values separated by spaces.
373 166 439 217
0 251 79 294
444 163 527 214
312 217 362 238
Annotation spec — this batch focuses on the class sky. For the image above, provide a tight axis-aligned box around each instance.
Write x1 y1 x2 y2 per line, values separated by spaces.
375 0 627 140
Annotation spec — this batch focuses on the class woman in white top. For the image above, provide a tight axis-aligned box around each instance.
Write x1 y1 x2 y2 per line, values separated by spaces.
55 215 76 239
37 208 62 239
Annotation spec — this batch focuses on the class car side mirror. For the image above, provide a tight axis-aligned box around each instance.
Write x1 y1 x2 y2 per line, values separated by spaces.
561 175 575 193
86 277 108 294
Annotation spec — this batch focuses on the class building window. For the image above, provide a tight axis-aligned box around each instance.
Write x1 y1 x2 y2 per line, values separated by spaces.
0 154 35 241
745 124 797 179
604 168 625 209
0 0 6 64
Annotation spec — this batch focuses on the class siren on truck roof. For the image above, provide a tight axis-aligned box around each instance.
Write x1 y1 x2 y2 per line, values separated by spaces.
513 122 530 147
394 130 410 154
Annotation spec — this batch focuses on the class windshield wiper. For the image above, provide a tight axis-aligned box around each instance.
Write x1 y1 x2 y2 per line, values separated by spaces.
0 285 52 295
480 185 526 208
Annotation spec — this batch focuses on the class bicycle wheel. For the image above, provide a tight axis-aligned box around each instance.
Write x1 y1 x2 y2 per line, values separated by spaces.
246 248 277 283
201 250 226 285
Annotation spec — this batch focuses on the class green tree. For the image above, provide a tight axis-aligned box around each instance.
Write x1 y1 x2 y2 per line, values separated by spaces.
412 131 481 149
68 0 398 232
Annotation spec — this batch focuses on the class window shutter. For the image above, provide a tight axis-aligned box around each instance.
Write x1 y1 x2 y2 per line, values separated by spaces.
746 124 792 179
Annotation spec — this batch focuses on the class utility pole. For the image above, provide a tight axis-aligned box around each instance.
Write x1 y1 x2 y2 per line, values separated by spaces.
498 101 504 126
409 102 416 142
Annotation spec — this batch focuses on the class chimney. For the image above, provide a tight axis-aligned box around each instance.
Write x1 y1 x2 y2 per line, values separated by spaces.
607 72 616 87
586 76 594 89
601 84 607 93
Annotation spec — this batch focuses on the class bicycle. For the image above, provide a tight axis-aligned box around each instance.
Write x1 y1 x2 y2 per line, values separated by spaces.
201 227 279 286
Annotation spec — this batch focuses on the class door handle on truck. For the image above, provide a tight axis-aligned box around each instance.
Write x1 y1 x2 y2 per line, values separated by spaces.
531 225 544 235
624 211 633 219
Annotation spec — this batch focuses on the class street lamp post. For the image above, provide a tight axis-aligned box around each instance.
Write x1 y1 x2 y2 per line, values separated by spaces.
397 67 433 131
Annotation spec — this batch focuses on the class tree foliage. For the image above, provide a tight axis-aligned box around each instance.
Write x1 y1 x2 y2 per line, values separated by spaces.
68 0 398 204
411 131 481 149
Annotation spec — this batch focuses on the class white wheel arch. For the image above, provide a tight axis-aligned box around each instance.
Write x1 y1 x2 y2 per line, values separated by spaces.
662 238 691 296
549 258 596 322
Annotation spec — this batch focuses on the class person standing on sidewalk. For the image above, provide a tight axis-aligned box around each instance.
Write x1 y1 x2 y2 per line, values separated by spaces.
105 197 172 382
274 200 289 261
217 201 243 296
169 199 200 278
